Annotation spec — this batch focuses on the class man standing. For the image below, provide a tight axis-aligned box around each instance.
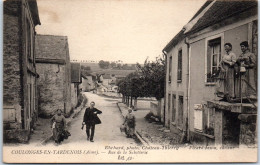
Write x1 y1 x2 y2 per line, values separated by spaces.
83 102 102 142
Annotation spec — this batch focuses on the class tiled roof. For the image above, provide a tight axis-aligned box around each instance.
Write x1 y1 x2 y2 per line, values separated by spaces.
162 1 213 53
187 0 257 34
71 63 81 83
82 71 96 77
35 35 69 60
187 0 213 23
163 0 257 53
102 74 112 79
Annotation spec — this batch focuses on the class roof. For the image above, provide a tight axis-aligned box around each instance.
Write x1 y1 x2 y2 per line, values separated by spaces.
115 75 126 78
27 0 41 25
102 74 112 79
71 63 81 83
162 1 213 53
82 71 96 77
35 35 69 61
163 0 257 53
187 0 257 34
4 0 41 25
188 0 213 23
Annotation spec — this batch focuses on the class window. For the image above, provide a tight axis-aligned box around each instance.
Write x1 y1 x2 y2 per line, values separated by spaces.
178 96 183 127
177 49 182 82
206 37 221 83
168 56 172 82
26 18 32 60
172 95 176 122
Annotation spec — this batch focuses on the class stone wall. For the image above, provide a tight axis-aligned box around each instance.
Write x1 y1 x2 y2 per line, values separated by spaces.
35 35 72 117
238 114 257 147
65 52 71 114
37 63 66 117
3 2 24 132
71 84 78 109
3 7 22 107
3 0 40 142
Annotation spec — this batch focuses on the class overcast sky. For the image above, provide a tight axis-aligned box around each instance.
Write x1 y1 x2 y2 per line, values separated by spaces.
36 0 206 63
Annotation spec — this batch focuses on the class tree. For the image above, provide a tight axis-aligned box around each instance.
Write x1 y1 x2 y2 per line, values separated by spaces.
136 55 165 100
117 55 165 109
98 60 110 69
117 63 122 69
110 62 117 68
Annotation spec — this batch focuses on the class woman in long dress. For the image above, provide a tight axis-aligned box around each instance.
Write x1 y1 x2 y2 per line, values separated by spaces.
123 107 136 138
216 43 236 101
235 41 257 99
51 109 66 144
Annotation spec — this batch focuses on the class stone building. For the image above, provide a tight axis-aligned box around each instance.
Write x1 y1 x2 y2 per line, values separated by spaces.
163 1 257 146
35 34 72 117
71 62 81 108
3 0 41 142
102 74 113 88
81 72 96 92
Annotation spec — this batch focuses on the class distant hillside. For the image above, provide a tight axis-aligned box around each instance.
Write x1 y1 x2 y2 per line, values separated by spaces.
80 62 102 72
80 62 136 77
92 69 136 77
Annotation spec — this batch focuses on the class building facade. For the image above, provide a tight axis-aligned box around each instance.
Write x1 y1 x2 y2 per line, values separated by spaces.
163 30 189 143
35 35 72 117
71 62 81 108
3 0 41 142
164 0 257 146
102 74 113 87
81 72 96 92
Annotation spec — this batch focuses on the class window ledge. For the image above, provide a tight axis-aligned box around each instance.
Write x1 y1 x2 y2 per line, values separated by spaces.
177 80 182 83
205 82 216 86
168 81 171 83
171 122 176 126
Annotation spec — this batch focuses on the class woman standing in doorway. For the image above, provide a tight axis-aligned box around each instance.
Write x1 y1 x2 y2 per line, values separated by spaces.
216 43 237 101
235 41 256 99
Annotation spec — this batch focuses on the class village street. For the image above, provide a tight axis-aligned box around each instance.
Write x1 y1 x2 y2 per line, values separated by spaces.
45 92 138 146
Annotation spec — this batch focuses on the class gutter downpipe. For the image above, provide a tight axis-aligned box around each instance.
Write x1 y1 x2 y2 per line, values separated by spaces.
162 50 167 127
184 37 191 142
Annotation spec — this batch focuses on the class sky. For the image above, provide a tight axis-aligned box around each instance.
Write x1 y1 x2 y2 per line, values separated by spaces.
36 0 206 64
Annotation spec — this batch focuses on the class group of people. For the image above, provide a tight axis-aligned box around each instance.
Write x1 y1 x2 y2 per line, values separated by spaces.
216 41 256 102
50 101 102 144
50 101 136 145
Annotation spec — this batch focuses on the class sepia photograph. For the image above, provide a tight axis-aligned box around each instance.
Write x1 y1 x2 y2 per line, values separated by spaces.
2 0 258 163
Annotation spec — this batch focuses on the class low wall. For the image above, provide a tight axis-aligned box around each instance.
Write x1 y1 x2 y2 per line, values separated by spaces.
150 101 159 117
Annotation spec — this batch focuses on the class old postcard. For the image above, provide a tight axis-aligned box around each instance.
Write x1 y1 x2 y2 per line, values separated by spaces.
2 0 258 163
